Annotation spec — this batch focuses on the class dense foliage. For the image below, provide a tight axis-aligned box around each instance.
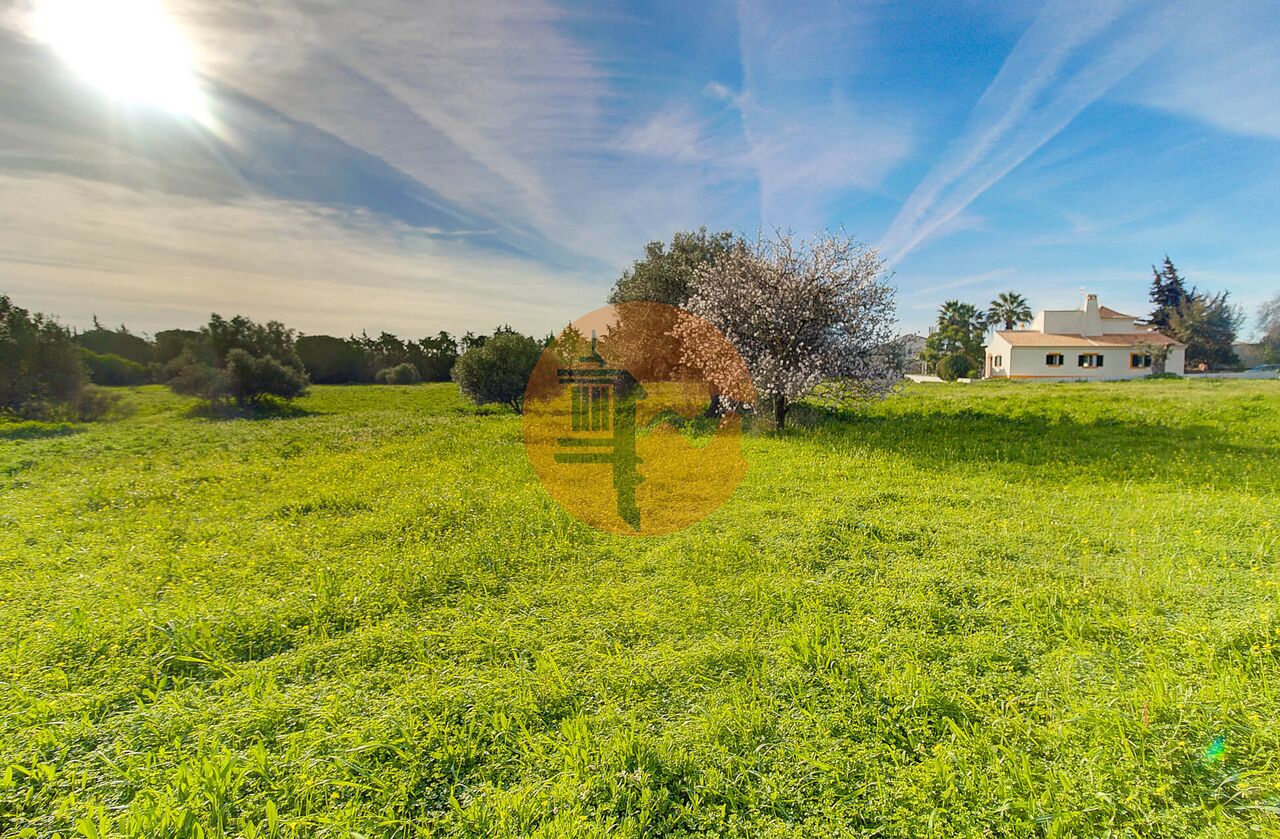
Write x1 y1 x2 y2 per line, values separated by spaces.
0 294 86 416
295 335 366 384
296 332 458 384
80 348 149 386
162 314 309 407
1147 257 1242 369
935 352 975 381
1 381 1278 836
608 227 740 307
921 300 987 375
73 320 153 365
375 362 421 384
153 329 209 365
451 331 542 412
1166 292 1244 370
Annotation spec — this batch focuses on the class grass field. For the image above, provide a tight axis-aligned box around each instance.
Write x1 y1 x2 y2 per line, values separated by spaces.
2 379 1279 837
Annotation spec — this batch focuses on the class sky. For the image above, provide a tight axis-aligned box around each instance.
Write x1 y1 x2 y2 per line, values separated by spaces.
0 0 1277 339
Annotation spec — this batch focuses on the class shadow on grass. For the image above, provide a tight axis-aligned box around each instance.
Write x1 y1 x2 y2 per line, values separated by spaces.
0 421 82 441
778 402 1279 489
182 398 321 421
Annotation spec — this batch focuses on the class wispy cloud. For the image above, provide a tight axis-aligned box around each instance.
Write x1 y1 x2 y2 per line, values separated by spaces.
730 0 915 229
1118 1 1280 140
0 172 602 336
613 107 710 163
878 0 1179 266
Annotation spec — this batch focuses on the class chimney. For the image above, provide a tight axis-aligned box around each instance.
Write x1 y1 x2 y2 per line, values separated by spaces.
1082 292 1102 336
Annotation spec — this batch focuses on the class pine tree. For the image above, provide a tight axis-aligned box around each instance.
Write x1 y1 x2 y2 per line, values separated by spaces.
1148 256 1195 330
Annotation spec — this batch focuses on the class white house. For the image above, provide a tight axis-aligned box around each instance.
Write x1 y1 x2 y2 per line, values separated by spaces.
985 293 1185 380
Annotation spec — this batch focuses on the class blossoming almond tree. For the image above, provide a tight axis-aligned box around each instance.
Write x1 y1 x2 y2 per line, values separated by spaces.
675 230 901 430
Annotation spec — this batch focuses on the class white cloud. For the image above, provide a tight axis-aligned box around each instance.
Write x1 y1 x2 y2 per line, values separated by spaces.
613 107 710 163
0 172 603 336
1118 1 1280 140
731 0 915 228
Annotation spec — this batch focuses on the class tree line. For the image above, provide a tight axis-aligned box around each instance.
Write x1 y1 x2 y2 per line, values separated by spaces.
0 296 544 418
8 241 1273 425
2 227 904 430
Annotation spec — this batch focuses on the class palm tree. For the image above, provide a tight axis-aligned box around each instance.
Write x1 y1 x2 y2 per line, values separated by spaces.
987 292 1032 331
923 300 987 373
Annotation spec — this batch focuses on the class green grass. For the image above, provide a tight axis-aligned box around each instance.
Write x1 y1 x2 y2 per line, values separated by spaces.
1 379 1279 837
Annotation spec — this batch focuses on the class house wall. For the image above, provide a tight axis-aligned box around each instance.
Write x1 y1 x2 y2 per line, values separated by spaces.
1033 310 1083 334
986 335 1012 378
1002 345 1184 379
1101 317 1143 334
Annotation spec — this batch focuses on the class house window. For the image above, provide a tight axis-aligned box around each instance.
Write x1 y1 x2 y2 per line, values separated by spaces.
1046 353 1064 367
1078 353 1104 368
993 355 1003 367
1130 352 1152 369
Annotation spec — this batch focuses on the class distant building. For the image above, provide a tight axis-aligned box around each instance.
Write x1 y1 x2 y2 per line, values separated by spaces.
890 333 929 375
985 293 1185 380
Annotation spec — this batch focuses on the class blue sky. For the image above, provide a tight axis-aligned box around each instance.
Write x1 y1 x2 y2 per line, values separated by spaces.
0 0 1277 338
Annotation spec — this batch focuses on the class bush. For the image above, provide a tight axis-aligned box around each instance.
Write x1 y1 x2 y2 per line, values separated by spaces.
162 314 309 408
66 385 124 421
375 363 420 384
225 348 310 405
0 295 87 417
165 354 229 401
452 332 541 413
80 349 149 386
936 353 975 381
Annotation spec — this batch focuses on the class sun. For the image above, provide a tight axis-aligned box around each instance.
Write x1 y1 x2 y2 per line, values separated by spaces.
30 0 209 124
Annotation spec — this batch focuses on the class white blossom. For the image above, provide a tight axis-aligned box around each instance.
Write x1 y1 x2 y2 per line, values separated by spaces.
674 230 901 429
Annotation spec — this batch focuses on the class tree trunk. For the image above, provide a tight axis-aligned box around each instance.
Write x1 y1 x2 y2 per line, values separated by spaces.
774 395 787 432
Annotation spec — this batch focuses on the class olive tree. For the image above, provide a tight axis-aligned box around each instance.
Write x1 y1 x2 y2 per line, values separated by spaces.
451 331 541 413
676 231 900 430
163 314 308 408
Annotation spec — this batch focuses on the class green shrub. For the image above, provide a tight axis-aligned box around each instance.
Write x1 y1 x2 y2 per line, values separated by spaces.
66 385 124 421
936 353 975 381
80 348 149 386
225 348 309 406
375 363 420 384
164 352 229 401
163 315 309 408
452 332 541 412
0 294 87 417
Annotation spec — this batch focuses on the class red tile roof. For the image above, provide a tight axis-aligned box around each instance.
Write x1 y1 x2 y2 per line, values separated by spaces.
1099 306 1137 319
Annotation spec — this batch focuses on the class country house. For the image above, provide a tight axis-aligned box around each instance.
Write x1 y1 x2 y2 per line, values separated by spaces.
985 293 1185 380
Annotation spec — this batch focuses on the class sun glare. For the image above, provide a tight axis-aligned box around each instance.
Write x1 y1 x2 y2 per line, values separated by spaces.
30 0 209 124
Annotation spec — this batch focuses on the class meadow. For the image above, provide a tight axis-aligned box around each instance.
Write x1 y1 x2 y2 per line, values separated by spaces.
1 379 1278 837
